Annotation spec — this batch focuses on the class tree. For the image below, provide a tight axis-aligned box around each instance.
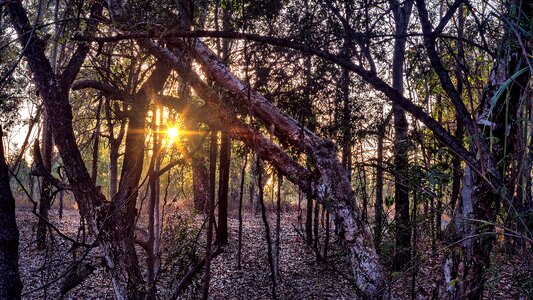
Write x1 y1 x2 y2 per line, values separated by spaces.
390 0 413 272
0 125 22 299
5 0 530 298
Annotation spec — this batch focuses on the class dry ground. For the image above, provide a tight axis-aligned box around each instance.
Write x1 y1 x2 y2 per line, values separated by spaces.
15 207 529 299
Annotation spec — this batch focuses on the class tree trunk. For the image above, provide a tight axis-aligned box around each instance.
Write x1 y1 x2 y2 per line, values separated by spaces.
106 100 125 200
305 193 313 244
6 2 179 298
437 1 531 297
91 97 103 183
192 156 209 212
359 143 369 223
217 130 231 245
202 130 218 300
390 0 413 271
313 198 320 257
449 4 465 216
249 152 259 213
257 159 278 299
147 108 162 297
58 189 64 219
0 125 23 300
274 172 282 278
237 151 248 269
36 113 53 250
341 66 352 182
374 109 386 253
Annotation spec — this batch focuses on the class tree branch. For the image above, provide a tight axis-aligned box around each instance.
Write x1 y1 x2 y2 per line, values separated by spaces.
30 140 71 191
72 80 132 101
59 2 103 89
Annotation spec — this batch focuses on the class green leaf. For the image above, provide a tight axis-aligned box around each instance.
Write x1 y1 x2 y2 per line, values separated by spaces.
488 67 529 117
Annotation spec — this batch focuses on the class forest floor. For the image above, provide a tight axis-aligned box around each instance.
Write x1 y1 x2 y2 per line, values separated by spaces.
15 207 529 299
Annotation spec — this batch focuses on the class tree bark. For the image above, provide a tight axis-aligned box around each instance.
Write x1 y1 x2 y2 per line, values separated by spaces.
274 172 282 278
340 1 353 182
237 150 248 269
390 0 413 272
250 152 262 213
217 130 231 245
202 130 218 300
0 125 23 299
36 113 53 250
91 97 103 183
374 109 387 253
257 159 278 299
147 108 162 297
313 197 320 257
450 3 465 216
192 156 209 212
305 193 313 244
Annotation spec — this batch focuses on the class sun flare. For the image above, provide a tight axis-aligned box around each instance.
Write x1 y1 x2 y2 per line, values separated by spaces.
167 127 179 140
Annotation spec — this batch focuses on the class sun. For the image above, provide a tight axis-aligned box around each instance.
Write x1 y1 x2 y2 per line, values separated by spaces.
167 127 179 140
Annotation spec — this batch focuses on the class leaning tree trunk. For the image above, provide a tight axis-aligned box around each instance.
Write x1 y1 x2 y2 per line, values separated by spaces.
144 39 386 298
0 125 23 299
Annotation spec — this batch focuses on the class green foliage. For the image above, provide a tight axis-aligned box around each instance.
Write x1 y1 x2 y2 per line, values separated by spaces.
244 0 285 21
163 212 202 298
378 239 395 266
488 67 529 118
384 195 394 207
